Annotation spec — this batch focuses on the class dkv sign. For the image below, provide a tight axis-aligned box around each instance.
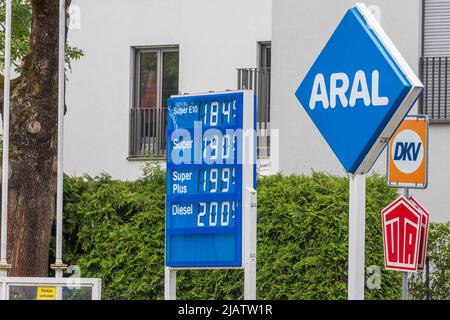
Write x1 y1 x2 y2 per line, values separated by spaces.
382 197 430 272
392 130 423 172
387 116 429 188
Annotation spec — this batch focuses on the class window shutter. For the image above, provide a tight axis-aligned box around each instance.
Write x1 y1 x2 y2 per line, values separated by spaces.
424 0 450 57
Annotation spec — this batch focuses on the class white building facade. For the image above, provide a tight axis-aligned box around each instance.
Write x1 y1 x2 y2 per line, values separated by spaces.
65 0 272 178
66 0 450 222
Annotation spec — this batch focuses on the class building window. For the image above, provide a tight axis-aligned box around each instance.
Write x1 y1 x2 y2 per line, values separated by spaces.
420 0 450 122
237 41 271 158
129 46 179 158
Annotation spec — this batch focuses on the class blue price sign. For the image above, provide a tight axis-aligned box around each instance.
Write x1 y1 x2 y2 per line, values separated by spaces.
166 91 256 268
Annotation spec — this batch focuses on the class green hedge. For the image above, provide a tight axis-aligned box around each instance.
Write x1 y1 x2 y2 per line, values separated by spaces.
410 222 450 300
61 165 447 300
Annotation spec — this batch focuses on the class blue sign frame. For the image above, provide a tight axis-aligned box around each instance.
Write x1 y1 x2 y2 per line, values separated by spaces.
165 91 256 268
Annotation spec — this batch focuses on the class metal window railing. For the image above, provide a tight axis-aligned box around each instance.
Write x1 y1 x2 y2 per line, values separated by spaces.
129 107 167 158
420 56 450 122
237 67 271 158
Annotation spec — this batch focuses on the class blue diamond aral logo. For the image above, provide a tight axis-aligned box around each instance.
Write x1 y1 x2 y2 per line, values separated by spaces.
295 4 423 174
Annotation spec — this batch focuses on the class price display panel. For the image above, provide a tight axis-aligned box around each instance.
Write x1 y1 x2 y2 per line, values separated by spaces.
166 91 255 268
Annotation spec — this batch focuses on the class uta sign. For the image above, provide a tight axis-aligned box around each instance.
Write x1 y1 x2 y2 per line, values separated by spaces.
381 196 430 272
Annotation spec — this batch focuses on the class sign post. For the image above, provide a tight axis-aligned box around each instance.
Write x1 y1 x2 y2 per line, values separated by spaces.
244 187 257 300
402 188 409 300
165 91 256 300
348 174 366 299
164 267 176 300
0 0 12 278
295 3 424 300
386 115 430 300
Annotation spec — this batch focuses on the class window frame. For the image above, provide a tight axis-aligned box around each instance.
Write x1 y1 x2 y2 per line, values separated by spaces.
128 45 179 160
132 45 179 110
257 41 271 69
257 41 272 158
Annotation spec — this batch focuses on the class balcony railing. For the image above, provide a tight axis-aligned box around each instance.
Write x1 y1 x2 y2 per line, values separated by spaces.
129 107 167 158
237 67 271 158
420 56 450 122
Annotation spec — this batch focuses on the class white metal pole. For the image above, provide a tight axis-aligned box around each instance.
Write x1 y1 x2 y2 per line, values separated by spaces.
93 279 102 300
0 0 13 277
163 191 176 300
56 0 65 267
164 267 176 300
402 187 409 300
52 0 67 280
402 269 408 300
0 278 5 300
244 187 257 300
348 173 366 300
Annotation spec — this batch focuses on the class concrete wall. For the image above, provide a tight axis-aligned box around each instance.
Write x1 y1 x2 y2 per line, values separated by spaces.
271 0 450 222
65 0 272 179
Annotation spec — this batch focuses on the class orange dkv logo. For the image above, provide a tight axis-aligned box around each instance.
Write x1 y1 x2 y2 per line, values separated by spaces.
387 115 429 189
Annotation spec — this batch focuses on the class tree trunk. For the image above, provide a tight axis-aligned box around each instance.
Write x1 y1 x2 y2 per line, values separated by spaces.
1 0 70 277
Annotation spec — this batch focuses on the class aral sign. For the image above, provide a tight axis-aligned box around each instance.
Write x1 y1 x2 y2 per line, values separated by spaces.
295 3 424 174
308 70 389 110
294 3 425 300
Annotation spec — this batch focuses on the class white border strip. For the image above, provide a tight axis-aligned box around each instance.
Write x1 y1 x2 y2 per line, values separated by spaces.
355 2 423 88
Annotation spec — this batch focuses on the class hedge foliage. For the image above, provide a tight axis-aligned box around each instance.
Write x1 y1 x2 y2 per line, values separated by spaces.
410 222 450 300
61 165 448 300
